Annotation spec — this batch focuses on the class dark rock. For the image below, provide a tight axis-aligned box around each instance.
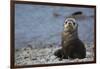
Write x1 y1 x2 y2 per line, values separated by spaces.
32 58 37 60
24 56 28 59
72 11 83 16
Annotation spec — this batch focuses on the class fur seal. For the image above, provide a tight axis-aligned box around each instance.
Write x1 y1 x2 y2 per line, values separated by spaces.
54 18 86 59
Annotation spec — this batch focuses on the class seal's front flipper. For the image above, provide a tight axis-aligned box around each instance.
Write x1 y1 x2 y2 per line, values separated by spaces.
54 49 63 58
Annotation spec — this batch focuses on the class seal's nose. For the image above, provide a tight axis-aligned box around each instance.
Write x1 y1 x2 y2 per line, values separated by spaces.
68 22 72 25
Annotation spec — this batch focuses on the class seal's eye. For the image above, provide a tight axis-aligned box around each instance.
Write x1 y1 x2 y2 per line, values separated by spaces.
65 22 67 24
73 22 75 25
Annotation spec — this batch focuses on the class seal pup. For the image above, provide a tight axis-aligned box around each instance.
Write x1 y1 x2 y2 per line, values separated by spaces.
54 18 86 59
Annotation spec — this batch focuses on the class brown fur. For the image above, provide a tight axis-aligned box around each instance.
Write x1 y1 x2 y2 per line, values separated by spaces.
54 18 86 59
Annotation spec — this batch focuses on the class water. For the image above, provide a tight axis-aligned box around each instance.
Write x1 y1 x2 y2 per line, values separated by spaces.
15 4 95 48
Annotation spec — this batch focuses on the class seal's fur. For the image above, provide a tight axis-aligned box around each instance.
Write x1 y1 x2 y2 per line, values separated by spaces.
54 18 86 59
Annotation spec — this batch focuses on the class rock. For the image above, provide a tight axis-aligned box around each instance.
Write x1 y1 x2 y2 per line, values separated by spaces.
15 46 94 65
72 11 83 16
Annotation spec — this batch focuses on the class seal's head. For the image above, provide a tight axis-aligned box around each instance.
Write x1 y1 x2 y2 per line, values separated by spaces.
64 18 78 33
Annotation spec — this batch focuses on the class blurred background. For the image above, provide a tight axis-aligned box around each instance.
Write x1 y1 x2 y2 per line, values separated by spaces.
15 4 95 48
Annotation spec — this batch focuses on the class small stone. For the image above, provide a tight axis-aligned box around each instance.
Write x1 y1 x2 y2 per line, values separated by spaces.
32 58 37 60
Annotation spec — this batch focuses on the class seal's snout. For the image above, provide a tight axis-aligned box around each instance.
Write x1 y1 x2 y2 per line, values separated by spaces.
68 22 72 25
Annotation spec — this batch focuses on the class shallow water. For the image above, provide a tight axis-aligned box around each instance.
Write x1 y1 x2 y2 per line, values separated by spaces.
15 4 95 48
